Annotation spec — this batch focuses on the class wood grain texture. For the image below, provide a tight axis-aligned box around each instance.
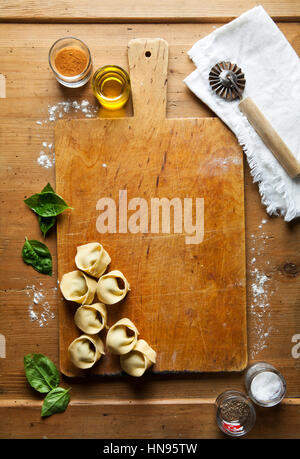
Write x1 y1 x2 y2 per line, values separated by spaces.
1 0 300 23
0 22 299 439
1 398 300 439
55 38 247 376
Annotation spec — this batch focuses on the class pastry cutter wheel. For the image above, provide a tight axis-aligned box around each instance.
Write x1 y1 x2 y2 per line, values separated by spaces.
209 61 300 178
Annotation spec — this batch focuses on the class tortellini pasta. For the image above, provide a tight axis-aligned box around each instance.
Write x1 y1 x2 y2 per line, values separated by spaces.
106 318 139 355
68 334 105 369
75 242 111 278
97 270 130 305
60 270 97 305
120 339 157 377
61 239 157 373
74 303 107 335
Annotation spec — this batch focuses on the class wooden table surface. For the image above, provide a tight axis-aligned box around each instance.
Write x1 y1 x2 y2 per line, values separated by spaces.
0 1 299 439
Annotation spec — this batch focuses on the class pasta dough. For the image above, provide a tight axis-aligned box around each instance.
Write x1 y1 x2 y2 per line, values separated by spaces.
120 339 157 377
68 334 105 369
60 270 97 305
75 242 111 278
97 270 130 305
106 318 139 355
74 303 107 334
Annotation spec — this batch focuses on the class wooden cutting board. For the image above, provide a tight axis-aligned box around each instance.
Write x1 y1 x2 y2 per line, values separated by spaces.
55 38 247 377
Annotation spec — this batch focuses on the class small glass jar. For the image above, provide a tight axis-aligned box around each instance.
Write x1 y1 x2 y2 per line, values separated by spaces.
48 37 92 88
92 65 130 110
245 362 286 407
215 390 256 437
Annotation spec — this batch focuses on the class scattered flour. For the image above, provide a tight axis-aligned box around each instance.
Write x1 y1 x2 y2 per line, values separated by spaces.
210 156 242 169
26 283 56 327
36 99 98 168
252 269 268 297
249 218 276 358
37 142 55 169
36 99 98 126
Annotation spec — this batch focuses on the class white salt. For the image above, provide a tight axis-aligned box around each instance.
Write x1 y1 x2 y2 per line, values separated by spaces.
250 371 283 403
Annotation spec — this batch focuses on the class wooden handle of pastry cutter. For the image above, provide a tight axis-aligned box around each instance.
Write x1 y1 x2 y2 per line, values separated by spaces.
239 97 300 178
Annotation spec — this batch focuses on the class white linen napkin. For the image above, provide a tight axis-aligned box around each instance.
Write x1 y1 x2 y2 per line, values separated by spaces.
184 5 300 221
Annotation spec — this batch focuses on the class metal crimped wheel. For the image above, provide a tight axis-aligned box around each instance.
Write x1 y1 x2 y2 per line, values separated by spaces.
209 61 246 101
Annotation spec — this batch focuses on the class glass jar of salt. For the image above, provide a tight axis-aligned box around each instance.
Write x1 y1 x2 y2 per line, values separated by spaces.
245 362 286 407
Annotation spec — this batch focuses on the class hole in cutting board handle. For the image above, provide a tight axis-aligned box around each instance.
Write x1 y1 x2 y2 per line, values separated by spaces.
145 51 151 58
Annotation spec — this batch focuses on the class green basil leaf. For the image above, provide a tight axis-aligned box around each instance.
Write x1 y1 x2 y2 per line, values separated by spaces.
28 239 51 257
24 354 60 394
41 387 71 418
22 237 52 275
38 215 56 238
41 182 55 194
38 183 57 237
24 191 71 217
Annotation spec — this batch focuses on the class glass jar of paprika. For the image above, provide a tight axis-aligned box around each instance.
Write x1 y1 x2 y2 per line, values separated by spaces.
48 37 93 88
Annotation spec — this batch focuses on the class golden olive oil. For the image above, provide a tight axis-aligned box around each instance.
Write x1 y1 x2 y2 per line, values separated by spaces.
92 65 130 110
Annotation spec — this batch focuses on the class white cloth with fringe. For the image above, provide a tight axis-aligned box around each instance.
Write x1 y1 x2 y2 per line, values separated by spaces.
184 5 300 221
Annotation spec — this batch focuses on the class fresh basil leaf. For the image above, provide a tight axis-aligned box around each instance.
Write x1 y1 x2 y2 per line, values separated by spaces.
38 215 56 238
41 182 55 194
24 354 60 394
41 387 71 418
38 183 57 237
28 239 51 257
24 191 71 217
24 193 40 211
22 237 52 275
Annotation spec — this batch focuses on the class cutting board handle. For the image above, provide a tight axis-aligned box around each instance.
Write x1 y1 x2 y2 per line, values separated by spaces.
128 38 168 121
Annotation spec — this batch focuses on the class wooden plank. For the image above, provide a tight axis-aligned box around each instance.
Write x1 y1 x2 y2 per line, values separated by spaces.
1 0 300 23
0 398 300 439
0 22 299 438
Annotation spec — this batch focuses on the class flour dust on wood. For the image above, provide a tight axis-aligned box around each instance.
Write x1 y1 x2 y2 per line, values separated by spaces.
249 218 276 358
25 283 56 327
36 99 98 169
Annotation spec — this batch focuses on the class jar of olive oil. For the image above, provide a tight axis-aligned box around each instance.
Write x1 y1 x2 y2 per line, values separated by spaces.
92 65 131 110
